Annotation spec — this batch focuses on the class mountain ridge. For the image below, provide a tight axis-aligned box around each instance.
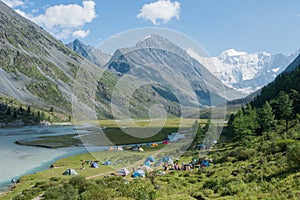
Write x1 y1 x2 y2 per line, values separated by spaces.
187 48 299 94
106 34 244 106
66 39 111 67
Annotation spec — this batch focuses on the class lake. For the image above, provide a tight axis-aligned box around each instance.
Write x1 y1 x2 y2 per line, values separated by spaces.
0 125 105 193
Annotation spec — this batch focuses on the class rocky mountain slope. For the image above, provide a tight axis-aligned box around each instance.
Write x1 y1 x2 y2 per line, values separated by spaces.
106 34 244 106
66 39 111 67
0 1 118 120
0 1 81 113
187 48 299 94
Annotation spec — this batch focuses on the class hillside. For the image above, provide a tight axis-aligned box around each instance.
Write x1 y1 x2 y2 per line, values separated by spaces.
252 54 300 108
0 1 90 114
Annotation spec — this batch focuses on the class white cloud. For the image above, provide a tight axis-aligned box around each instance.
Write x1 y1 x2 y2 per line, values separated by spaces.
32 0 96 39
2 0 26 8
13 1 97 39
72 29 90 38
33 1 96 30
137 0 180 25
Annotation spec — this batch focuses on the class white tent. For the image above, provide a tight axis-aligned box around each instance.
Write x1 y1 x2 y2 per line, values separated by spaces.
138 165 153 173
62 168 78 175
117 168 130 176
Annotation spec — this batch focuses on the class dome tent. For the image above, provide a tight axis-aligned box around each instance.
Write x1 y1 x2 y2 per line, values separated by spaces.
62 168 78 175
138 165 153 173
155 155 174 166
118 168 130 176
145 156 156 162
132 170 145 178
91 162 99 168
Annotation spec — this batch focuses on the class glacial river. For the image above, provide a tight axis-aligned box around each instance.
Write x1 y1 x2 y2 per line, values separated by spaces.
0 125 105 193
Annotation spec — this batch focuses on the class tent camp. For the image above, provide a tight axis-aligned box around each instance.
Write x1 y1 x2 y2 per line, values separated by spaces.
132 170 145 178
118 168 130 176
155 155 174 166
151 143 158 147
91 162 99 168
62 168 78 175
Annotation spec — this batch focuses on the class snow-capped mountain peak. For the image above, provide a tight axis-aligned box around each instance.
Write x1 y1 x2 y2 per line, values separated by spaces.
219 49 247 58
187 48 299 94
141 34 152 41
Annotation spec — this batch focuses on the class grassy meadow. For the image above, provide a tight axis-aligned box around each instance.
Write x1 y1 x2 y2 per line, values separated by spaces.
2 117 300 199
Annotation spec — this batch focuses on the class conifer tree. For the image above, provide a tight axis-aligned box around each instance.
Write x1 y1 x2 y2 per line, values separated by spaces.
259 101 275 139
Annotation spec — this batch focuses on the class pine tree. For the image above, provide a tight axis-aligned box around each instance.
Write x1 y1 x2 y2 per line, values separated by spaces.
272 91 293 137
290 89 300 115
244 104 259 133
232 110 247 141
259 101 275 139
27 105 31 114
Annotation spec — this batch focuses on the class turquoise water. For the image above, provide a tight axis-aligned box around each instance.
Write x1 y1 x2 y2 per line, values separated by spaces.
0 125 105 192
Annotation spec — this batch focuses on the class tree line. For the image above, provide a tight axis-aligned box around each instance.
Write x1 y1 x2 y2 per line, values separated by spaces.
228 90 300 142
0 103 50 125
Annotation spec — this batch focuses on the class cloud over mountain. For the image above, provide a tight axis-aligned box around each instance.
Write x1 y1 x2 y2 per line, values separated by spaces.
137 0 180 25
4 0 97 39
2 0 26 8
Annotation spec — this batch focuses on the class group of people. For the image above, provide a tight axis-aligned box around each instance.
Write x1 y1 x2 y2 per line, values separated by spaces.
164 158 212 171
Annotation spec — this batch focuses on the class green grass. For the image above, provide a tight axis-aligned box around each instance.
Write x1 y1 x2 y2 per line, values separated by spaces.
90 118 207 128
15 134 81 148
3 119 300 199
0 147 167 200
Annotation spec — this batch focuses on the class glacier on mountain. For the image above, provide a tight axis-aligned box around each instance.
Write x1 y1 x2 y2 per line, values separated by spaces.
187 48 299 94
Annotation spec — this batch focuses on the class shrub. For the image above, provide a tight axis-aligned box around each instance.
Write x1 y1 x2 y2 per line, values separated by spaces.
271 139 296 153
44 184 79 200
119 179 158 200
237 148 257 161
287 142 300 166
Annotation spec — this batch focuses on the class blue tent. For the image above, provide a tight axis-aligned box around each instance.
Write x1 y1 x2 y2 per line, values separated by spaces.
91 162 99 168
145 156 156 162
132 170 145 178
102 161 112 165
155 155 174 166
201 160 210 167
144 160 151 166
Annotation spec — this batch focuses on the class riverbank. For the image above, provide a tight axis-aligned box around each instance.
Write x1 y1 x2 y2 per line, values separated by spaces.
0 143 169 200
0 125 106 190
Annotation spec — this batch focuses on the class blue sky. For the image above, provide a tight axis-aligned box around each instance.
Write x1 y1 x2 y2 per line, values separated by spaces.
3 0 300 56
